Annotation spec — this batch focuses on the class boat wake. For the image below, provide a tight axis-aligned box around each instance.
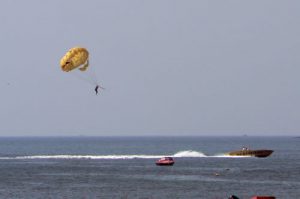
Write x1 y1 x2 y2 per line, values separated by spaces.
212 154 249 158
0 150 249 160
173 150 206 157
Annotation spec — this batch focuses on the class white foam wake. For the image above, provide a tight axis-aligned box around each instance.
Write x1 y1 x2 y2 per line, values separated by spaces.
0 150 207 160
0 150 249 160
11 155 163 160
173 150 207 157
212 154 250 158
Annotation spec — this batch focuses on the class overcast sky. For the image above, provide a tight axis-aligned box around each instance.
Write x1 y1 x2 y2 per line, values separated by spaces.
0 0 299 136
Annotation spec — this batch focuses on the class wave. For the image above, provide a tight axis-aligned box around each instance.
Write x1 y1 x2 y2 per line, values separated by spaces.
173 150 206 157
0 155 161 160
0 150 249 160
212 154 249 158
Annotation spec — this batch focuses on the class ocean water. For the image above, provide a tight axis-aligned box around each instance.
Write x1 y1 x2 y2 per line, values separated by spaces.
0 136 298 199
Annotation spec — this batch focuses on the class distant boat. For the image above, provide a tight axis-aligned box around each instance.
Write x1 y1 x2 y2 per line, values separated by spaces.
227 148 273 158
229 195 276 199
250 196 276 199
156 157 174 166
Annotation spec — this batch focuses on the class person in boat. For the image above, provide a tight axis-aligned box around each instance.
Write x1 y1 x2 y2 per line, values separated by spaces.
242 147 248 151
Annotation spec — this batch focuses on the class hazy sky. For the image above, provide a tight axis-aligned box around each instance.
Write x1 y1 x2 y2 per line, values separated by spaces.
1 0 299 136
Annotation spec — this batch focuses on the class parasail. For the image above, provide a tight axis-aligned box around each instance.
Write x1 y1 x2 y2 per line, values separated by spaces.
60 47 89 72
60 46 103 94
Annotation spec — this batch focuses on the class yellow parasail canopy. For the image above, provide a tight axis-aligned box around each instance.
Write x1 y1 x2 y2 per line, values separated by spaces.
60 47 89 72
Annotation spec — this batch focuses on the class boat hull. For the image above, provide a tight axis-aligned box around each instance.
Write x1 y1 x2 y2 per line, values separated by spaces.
228 149 273 158
155 157 175 166
155 162 174 166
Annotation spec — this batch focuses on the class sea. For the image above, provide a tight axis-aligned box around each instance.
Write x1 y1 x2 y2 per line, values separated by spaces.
0 136 298 199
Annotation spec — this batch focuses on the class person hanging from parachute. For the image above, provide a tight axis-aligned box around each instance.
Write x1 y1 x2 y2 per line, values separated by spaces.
95 85 99 95
94 85 105 95
60 47 104 95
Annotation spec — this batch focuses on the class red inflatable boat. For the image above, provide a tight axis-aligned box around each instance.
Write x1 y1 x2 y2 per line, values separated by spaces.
155 157 174 166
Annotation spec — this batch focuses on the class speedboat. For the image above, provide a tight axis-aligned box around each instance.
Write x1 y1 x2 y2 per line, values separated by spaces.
155 157 174 166
227 148 273 158
229 195 276 199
